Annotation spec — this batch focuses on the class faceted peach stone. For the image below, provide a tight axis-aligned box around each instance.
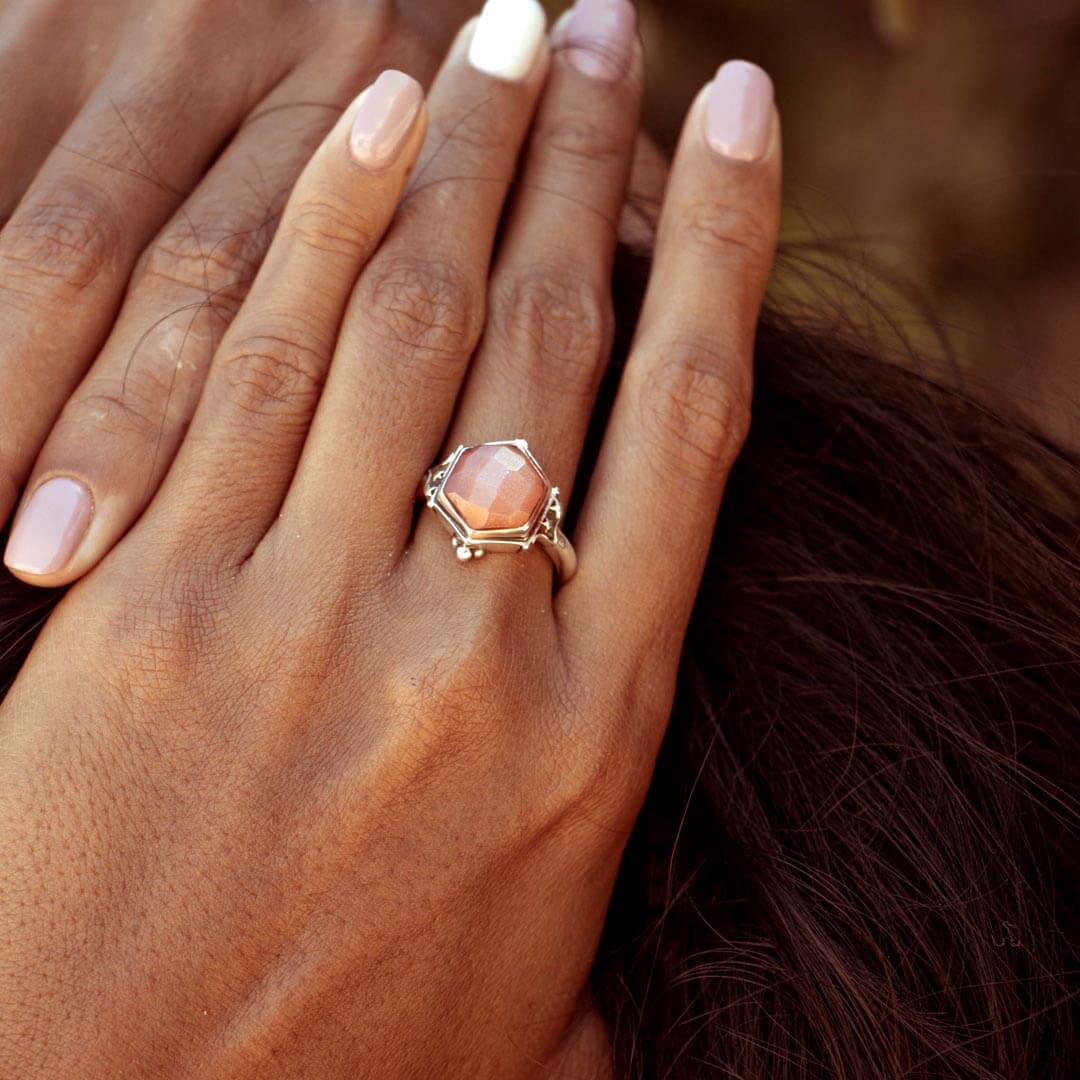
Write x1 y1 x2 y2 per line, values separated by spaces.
443 444 547 532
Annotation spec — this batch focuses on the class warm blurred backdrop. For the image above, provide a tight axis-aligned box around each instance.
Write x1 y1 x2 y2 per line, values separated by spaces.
548 0 1080 442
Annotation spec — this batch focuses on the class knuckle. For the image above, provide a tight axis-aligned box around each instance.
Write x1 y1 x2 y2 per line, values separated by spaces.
221 319 327 424
54 316 217 450
490 269 611 397
0 181 123 296
378 657 508 784
141 213 274 308
382 596 524 737
359 255 480 377
429 101 508 159
539 684 651 838
100 557 233 692
531 110 627 175
62 371 176 444
288 195 377 259
639 341 751 483
391 655 500 739
678 198 773 265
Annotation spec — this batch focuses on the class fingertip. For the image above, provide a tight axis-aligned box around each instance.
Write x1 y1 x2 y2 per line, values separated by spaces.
700 59 777 165
554 0 640 85
3 475 95 587
663 66 781 244
468 0 548 83
347 69 426 170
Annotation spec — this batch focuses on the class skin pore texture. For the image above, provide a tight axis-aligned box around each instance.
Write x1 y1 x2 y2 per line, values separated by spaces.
0 2 1077 1078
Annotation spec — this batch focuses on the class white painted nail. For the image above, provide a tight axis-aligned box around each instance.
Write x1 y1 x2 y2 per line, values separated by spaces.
468 0 548 81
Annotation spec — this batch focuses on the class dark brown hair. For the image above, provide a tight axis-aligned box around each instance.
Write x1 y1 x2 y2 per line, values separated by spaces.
1 245 1077 1078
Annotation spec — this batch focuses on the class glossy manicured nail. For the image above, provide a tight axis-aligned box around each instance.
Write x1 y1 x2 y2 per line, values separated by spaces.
4 477 93 576
705 60 774 163
349 70 424 168
564 0 637 81
469 0 547 81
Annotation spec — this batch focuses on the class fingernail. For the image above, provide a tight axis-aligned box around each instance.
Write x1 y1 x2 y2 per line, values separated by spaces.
564 0 637 81
4 477 93 577
349 70 424 168
469 0 548 82
705 60 774 163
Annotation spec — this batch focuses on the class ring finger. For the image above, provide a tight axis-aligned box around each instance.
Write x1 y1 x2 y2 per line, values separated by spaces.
275 0 552 567
415 0 643 584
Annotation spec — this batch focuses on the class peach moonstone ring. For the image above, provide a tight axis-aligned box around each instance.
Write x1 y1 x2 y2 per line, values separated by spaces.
421 440 577 582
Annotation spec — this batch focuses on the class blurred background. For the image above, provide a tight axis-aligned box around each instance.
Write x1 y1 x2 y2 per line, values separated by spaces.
548 0 1080 443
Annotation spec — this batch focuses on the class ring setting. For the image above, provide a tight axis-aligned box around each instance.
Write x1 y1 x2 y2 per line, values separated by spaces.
422 440 577 581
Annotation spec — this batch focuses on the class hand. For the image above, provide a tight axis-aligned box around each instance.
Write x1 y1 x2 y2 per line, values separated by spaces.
0 4 781 1076
0 0 472 586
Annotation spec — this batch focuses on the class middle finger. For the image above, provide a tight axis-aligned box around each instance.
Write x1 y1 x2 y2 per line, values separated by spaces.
278 0 552 565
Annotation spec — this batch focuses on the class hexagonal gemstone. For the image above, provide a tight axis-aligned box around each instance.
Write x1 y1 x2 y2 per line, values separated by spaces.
443 443 547 532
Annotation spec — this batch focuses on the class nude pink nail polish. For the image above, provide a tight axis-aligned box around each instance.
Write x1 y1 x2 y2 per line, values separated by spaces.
705 60 774 163
4 477 93 576
349 70 424 168
565 0 637 81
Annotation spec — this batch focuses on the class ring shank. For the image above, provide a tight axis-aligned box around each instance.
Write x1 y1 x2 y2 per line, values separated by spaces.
538 527 577 582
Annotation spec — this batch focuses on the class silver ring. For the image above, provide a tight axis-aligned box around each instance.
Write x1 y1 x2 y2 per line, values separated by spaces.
421 439 577 582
